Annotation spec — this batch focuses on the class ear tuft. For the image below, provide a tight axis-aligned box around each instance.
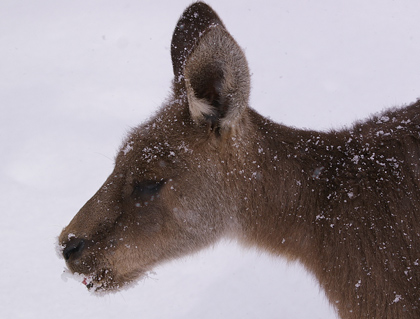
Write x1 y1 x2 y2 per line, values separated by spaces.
171 3 251 135
171 2 224 81
184 26 250 132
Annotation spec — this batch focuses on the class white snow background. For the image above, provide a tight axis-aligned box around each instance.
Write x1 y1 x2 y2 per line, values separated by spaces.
1 0 420 318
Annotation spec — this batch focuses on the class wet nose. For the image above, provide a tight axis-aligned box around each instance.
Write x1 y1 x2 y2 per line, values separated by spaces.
63 238 85 261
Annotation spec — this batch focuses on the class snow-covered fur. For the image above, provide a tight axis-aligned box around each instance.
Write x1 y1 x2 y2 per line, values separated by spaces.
59 2 420 318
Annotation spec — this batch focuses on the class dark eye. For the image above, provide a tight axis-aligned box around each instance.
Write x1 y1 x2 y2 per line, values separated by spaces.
131 180 165 202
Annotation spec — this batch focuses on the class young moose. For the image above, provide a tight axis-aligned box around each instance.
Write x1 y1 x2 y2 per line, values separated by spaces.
59 2 420 318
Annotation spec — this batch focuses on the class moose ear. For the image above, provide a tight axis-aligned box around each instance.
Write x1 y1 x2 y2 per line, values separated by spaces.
171 2 251 134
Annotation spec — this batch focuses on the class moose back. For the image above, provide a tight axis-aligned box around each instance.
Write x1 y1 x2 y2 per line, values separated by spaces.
59 2 420 318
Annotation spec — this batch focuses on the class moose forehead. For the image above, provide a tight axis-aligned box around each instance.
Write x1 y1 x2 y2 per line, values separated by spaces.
114 107 205 179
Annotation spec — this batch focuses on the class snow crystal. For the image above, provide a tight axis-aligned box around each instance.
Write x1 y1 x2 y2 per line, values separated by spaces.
55 241 65 259
392 294 402 304
68 233 76 240
122 141 134 155
61 267 91 286
312 167 324 178
377 116 390 123
351 155 360 164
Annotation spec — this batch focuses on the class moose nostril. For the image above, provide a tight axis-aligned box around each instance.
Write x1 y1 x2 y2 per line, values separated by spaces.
63 238 85 261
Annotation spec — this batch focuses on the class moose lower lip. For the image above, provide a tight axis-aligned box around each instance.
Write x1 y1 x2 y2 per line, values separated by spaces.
82 275 96 288
61 267 95 288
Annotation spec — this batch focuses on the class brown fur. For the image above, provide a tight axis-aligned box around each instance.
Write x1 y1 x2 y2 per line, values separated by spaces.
59 2 420 318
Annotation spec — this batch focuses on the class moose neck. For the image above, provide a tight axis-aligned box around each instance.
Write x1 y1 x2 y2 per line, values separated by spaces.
232 109 326 261
233 110 361 313
235 105 420 318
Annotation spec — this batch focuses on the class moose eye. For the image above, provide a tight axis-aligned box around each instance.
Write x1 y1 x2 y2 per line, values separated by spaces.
131 180 165 201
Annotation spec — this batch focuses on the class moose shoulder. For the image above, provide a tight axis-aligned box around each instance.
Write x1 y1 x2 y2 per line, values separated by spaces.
59 2 420 318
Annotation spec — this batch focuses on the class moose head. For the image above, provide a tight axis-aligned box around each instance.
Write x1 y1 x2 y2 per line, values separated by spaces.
59 2 252 292
59 2 420 318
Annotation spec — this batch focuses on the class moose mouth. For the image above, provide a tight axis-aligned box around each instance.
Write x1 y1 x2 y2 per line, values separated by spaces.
58 238 152 293
61 267 122 293
81 270 112 292
61 267 107 292
61 264 147 293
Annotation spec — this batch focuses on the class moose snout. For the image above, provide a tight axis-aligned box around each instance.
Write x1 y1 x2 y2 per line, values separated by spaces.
62 238 85 261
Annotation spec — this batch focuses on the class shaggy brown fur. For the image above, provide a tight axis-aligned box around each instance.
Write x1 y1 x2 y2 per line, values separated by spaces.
59 2 420 318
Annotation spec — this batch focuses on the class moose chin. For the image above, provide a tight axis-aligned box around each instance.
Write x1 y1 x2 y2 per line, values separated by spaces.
59 2 420 318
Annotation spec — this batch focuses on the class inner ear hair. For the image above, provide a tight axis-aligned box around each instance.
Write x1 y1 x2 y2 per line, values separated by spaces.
184 26 250 134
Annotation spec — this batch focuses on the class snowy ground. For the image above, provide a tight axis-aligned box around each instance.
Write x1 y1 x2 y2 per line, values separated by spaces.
1 0 419 318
